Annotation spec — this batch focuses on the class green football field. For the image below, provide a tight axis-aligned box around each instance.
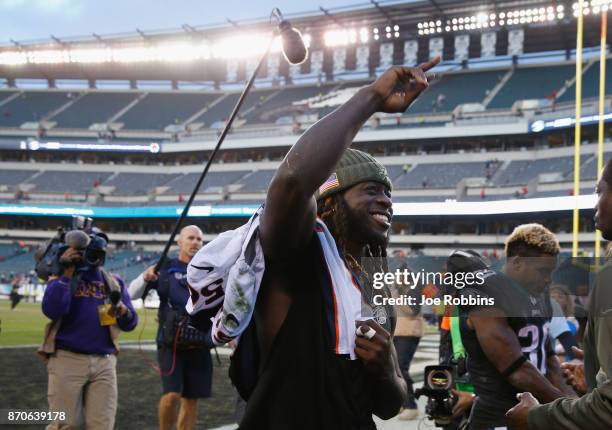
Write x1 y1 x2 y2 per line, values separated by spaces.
0 300 157 346
0 299 440 346
0 300 236 429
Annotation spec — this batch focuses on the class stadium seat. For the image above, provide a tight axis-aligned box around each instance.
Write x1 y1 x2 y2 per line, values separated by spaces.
235 170 276 192
394 162 496 188
0 90 18 104
52 92 139 129
26 171 112 193
117 93 221 130
103 173 180 195
409 70 506 114
0 249 36 274
0 170 38 186
0 91 76 127
580 152 612 179
165 171 251 193
384 165 407 182
493 157 574 186
244 84 337 124
487 64 575 109
190 93 240 127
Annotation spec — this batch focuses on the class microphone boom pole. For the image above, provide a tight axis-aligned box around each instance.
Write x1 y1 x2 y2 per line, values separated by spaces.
154 35 276 273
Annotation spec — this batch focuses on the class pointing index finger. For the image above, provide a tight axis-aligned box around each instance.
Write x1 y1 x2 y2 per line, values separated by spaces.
419 55 441 72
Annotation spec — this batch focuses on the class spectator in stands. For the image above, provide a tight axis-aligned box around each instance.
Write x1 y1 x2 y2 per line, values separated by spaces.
40 230 137 429
481 188 486 199
128 225 209 430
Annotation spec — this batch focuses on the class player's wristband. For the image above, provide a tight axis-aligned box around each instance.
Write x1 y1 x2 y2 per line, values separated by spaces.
500 355 527 378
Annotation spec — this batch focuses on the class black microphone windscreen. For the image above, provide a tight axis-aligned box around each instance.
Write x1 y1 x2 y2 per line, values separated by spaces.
109 290 121 305
279 21 307 65
65 230 90 250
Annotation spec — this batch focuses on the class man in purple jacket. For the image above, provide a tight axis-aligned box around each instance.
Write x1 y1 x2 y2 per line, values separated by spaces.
42 234 138 430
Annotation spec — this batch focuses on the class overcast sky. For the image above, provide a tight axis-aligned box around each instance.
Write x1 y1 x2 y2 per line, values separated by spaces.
0 0 369 44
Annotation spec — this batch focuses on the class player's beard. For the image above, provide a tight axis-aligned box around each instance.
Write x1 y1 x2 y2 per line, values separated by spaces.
339 196 389 253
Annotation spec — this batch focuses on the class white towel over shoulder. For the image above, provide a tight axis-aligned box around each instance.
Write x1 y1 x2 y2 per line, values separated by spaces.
186 207 362 359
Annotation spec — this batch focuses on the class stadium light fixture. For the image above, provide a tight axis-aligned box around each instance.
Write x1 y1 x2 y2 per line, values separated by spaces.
0 31 311 65
324 29 360 46
359 27 369 43
69 48 113 63
28 49 70 64
417 3 567 35
573 0 612 16
217 31 311 59
325 29 348 46
111 46 155 63
0 51 27 65
156 42 210 62
212 34 279 59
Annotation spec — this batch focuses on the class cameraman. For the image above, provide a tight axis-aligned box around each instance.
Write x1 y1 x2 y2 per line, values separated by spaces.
41 231 138 430
128 225 209 430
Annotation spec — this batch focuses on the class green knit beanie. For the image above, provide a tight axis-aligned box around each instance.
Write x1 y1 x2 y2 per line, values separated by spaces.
316 148 392 201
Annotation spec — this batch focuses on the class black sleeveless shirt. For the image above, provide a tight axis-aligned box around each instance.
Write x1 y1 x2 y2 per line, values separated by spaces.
230 236 379 430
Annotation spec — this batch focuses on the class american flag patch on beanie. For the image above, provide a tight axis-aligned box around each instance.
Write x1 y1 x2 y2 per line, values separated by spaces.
319 173 340 194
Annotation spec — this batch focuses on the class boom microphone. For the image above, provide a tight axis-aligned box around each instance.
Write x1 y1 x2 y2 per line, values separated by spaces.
65 230 90 250
152 7 305 283
273 8 308 65
279 20 308 65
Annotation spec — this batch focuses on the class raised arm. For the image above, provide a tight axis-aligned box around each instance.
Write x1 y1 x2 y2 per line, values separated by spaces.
259 60 439 260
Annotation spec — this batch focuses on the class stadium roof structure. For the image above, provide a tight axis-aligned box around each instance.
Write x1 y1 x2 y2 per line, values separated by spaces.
0 0 610 83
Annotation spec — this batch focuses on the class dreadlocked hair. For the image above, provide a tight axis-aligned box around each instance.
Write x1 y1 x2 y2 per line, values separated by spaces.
317 194 388 281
